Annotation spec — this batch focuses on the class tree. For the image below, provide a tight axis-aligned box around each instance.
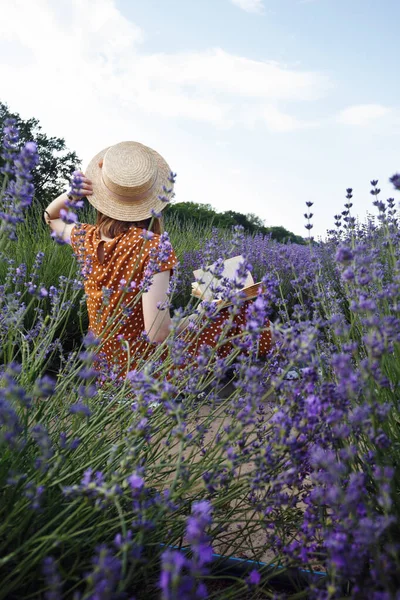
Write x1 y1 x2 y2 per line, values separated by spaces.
0 101 81 208
167 201 305 244
245 212 266 229
266 226 305 245
166 202 221 226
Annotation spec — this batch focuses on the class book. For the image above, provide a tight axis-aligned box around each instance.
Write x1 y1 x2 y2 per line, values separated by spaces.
191 255 263 304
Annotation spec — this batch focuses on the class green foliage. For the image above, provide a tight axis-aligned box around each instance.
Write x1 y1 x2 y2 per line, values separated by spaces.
267 225 305 244
0 101 81 209
167 201 305 244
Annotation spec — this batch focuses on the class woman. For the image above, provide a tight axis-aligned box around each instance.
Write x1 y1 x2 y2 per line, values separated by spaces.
44 141 272 380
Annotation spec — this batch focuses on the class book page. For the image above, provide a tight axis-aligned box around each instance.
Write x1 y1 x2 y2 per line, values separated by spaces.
192 255 254 300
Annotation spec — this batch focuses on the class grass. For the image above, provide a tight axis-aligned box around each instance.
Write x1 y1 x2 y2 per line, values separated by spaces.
2 179 400 598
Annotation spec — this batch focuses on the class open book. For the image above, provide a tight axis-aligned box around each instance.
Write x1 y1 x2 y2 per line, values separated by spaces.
191 255 263 304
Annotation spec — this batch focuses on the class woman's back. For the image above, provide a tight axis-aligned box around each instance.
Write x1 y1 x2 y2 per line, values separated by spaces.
71 223 177 374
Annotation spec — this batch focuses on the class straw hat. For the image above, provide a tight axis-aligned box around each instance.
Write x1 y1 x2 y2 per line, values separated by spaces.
84 141 173 221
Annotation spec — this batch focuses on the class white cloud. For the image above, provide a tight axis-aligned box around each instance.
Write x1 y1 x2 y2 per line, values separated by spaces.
0 0 330 153
262 105 317 132
230 0 265 13
337 104 391 126
133 50 329 103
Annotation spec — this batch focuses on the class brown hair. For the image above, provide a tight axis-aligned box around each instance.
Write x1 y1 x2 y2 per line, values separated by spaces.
96 211 163 238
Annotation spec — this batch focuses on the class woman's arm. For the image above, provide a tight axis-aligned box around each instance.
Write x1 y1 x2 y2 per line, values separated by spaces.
142 271 200 343
44 174 93 244
44 192 75 243
142 271 173 343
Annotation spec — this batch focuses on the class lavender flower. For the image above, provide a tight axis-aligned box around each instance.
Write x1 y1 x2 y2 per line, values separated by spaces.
335 246 354 265
42 556 62 600
31 424 54 472
128 473 144 492
1 118 19 176
83 545 122 599
160 549 188 600
370 179 381 196
69 402 92 417
0 396 22 448
247 569 261 586
59 208 78 224
140 232 175 292
24 482 45 510
160 501 213 599
186 500 213 569
1 140 39 239
68 170 84 199
389 173 400 190
63 468 122 508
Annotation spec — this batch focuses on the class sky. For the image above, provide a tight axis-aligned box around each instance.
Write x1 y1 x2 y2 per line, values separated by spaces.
0 0 399 238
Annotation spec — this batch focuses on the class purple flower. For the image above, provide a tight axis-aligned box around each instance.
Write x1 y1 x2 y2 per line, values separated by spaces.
342 267 355 281
83 330 101 348
77 383 97 399
84 545 122 599
78 366 98 380
63 468 122 509
389 173 400 190
150 208 163 218
370 179 381 195
68 170 83 197
31 424 54 472
247 569 261 585
335 246 354 265
168 171 177 184
34 375 56 397
186 500 213 568
140 232 176 292
0 137 39 239
159 501 213 599
141 229 155 240
59 432 81 451
69 402 91 417
59 208 78 224
24 482 44 510
160 549 188 600
1 118 19 176
128 473 144 491
1 368 32 408
42 556 62 600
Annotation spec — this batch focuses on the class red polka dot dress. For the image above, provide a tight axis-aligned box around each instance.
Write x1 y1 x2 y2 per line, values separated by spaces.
187 300 272 361
71 223 178 377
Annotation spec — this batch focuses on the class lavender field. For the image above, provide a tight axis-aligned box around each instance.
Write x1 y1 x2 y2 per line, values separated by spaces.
2 121 400 599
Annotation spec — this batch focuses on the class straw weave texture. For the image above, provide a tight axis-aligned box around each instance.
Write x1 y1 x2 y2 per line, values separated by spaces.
85 141 172 221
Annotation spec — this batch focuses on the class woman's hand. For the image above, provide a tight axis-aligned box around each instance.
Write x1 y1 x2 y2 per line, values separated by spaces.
68 170 93 202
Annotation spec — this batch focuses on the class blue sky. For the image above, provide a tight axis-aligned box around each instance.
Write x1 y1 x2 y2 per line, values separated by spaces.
1 0 399 237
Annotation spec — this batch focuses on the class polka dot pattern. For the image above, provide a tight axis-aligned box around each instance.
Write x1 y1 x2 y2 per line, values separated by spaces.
71 223 272 380
70 223 177 375
185 301 272 361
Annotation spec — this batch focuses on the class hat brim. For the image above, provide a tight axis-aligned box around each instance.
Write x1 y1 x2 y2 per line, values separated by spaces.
84 144 172 222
